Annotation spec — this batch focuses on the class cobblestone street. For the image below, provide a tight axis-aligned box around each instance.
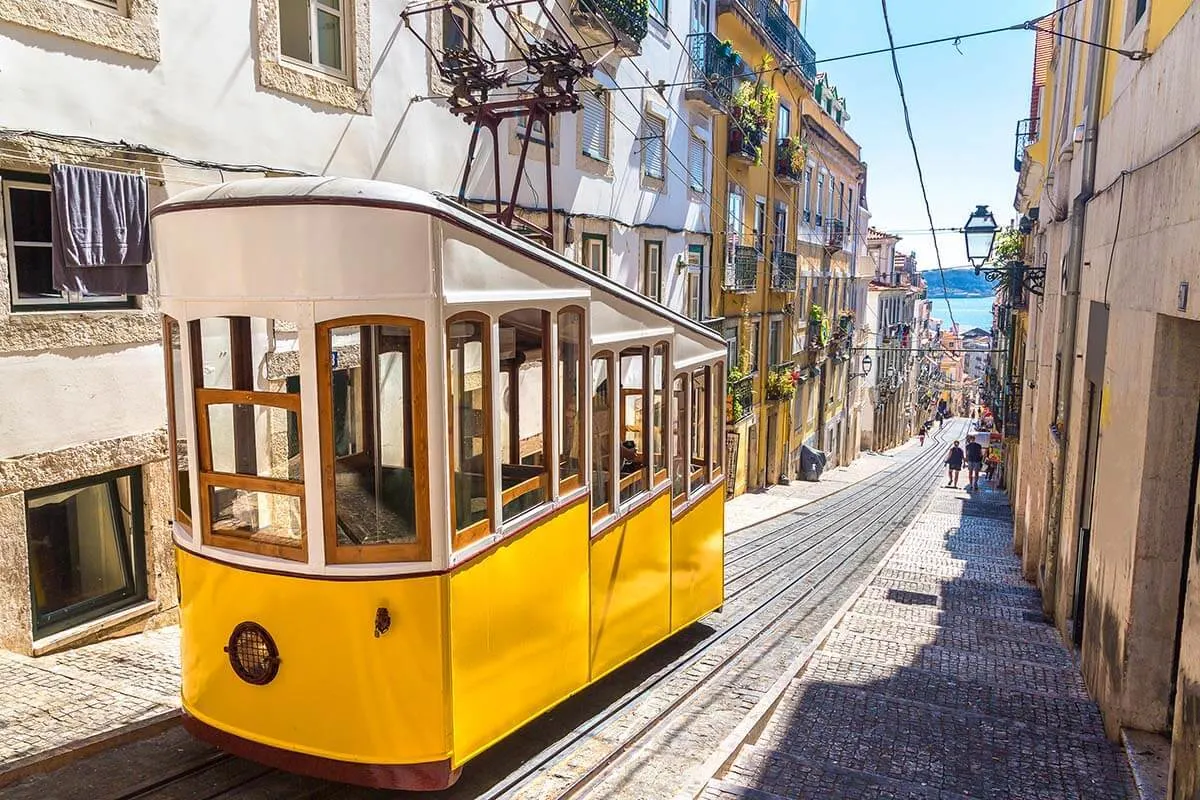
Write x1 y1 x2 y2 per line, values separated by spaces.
700 485 1135 800
0 627 179 784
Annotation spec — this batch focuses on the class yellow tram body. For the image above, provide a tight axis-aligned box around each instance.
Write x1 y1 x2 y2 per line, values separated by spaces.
152 178 726 790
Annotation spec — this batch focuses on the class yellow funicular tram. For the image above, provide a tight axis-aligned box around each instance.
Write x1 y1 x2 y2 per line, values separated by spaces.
152 177 727 790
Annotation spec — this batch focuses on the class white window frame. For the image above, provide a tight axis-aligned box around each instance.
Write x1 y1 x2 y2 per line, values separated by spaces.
644 240 663 302
642 113 667 181
3 180 131 310
517 113 554 149
727 189 744 239
580 90 610 162
279 0 349 78
815 171 825 225
688 135 706 192
582 232 607 274
802 165 813 223
687 270 702 320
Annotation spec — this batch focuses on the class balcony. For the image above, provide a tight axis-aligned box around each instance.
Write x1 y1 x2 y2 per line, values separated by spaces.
728 374 754 423
822 219 846 250
774 137 803 182
572 0 648 57
686 32 739 112
770 250 796 291
724 243 758 292
1014 117 1039 172
728 112 765 164
717 0 816 84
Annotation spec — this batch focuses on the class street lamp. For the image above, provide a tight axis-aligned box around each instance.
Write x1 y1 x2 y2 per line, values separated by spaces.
851 353 873 378
963 205 999 268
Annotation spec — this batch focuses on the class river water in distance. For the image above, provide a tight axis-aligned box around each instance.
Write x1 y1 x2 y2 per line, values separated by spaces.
925 295 996 333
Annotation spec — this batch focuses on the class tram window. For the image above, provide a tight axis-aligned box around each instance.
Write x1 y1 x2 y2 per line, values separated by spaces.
318 320 431 563
498 310 550 523
712 361 725 478
191 316 307 561
618 348 649 505
690 367 710 492
557 308 585 493
671 374 688 505
591 353 614 520
651 343 668 486
164 318 191 527
448 314 493 546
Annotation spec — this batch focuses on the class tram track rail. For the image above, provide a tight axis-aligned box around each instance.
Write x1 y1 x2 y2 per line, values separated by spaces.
481 424 961 800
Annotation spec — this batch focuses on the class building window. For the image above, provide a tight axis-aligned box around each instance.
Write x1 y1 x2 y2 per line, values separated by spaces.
441 1 473 52
688 135 706 192
516 113 553 148
671 374 688 505
649 0 666 23
687 272 701 320
192 317 306 561
749 320 760 372
582 233 607 274
317 317 431 564
778 103 791 140
279 0 347 75
447 314 494 548
592 352 615 520
497 310 551 523
642 113 667 181
690 367 710 492
724 324 739 367
3 178 134 310
727 189 744 238
558 308 586 493
754 198 766 253
581 89 610 161
802 167 812 224
768 319 782 366
26 467 147 638
652 342 668 485
619 347 649 504
164 318 191 528
643 239 663 302
815 171 824 226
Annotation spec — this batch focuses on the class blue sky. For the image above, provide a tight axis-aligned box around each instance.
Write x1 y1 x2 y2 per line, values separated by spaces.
801 0 1049 273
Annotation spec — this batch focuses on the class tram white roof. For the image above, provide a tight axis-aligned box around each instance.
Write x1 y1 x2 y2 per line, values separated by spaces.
153 177 724 364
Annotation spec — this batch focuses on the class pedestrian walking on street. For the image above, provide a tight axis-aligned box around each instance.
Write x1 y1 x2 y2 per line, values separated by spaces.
945 440 964 488
918 428 926 446
964 437 984 491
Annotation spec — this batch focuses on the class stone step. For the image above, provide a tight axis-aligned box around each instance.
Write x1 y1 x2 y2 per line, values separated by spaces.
859 584 1050 622
722 745 944 800
753 682 1131 799
870 574 1044 609
803 651 1107 733
847 598 1059 640
821 629 1090 699
700 779 792 800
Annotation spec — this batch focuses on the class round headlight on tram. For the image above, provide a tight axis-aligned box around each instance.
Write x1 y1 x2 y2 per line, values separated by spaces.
224 622 281 685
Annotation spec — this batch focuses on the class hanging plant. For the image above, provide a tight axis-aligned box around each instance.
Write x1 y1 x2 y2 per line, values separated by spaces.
766 366 797 402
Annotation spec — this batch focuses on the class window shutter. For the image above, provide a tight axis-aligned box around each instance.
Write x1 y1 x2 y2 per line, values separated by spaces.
643 116 666 180
688 137 705 191
581 92 608 160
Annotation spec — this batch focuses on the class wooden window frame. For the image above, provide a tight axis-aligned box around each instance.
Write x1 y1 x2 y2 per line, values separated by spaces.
163 317 191 528
712 361 724 478
497 309 552 523
671 372 689 509
190 318 307 562
557 306 587 495
618 346 651 505
446 311 495 550
651 342 669 487
591 351 616 523
689 366 711 494
315 316 432 565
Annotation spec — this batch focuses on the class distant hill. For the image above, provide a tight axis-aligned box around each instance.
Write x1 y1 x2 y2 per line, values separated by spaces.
920 268 995 299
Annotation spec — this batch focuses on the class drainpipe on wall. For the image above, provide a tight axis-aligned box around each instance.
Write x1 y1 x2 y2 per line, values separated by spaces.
1044 0 1111 612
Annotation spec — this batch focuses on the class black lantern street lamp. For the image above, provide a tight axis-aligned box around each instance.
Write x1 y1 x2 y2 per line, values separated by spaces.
963 205 999 268
852 353 873 378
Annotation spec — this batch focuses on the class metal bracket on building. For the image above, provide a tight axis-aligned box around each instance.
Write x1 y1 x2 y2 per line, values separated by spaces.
975 261 1045 298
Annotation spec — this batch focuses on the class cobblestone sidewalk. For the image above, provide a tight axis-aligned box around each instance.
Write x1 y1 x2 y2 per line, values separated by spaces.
702 486 1135 800
0 626 180 784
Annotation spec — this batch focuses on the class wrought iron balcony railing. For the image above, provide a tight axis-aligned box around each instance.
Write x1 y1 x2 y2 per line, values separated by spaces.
728 374 754 423
718 0 816 84
770 249 796 291
686 32 738 110
1014 117 1039 172
822 218 846 250
724 243 758 292
774 138 803 182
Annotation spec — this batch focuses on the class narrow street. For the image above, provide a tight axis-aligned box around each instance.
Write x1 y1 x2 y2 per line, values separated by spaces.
1 426 961 800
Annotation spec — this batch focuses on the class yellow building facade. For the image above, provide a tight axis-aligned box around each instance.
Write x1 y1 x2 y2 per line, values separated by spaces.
710 0 865 495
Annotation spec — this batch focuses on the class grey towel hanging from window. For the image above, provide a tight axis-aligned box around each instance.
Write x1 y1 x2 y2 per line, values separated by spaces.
50 163 151 296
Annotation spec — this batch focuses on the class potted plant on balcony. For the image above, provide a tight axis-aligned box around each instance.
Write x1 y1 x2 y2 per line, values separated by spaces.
765 366 797 403
777 133 807 179
729 74 777 165
808 304 830 348
718 38 735 58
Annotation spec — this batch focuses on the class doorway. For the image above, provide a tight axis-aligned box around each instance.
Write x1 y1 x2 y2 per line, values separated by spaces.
1072 380 1102 649
747 423 759 490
